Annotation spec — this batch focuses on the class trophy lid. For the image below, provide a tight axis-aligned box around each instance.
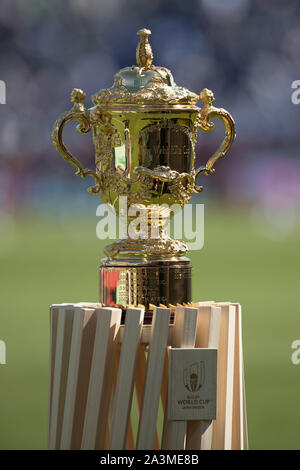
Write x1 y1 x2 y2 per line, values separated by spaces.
92 28 199 109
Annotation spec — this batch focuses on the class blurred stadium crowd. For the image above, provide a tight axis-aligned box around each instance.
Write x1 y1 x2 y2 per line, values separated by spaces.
0 0 299 238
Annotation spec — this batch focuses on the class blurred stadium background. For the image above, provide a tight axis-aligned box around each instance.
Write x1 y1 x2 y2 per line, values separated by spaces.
0 0 299 449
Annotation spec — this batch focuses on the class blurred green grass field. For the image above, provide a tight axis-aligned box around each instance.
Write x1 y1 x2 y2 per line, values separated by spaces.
0 206 299 449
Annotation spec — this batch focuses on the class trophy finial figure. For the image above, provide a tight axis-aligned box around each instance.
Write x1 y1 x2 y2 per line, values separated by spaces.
136 28 153 68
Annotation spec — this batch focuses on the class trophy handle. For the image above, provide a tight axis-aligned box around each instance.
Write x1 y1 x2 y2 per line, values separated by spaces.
52 88 101 194
194 88 236 193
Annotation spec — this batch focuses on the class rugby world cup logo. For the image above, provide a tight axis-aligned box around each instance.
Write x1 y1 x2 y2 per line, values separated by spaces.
183 361 205 393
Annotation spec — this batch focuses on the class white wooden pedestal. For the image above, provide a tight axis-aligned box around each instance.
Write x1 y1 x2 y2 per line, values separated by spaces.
47 302 248 450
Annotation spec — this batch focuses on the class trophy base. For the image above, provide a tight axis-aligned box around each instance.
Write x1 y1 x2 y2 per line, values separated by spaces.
99 257 192 324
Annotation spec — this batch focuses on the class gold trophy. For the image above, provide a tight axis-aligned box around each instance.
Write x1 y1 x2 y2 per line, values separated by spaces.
52 28 235 322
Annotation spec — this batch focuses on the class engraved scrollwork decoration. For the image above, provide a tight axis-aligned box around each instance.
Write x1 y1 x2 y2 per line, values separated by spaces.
93 112 122 169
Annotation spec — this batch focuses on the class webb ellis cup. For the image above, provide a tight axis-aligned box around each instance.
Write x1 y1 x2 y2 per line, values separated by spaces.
52 29 236 321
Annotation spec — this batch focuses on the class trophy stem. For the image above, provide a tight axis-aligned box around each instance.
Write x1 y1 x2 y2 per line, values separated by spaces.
104 204 188 260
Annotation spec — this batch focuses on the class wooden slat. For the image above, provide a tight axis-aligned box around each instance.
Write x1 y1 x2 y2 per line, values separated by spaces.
185 306 221 450
162 307 198 450
108 307 144 450
231 304 243 449
201 305 221 450
161 349 169 411
48 306 74 449
108 346 135 450
47 307 58 447
137 307 170 449
81 307 121 449
223 305 236 450
242 364 249 450
69 309 97 449
134 345 160 449
212 304 236 450
60 307 87 449
108 346 120 446
227 302 248 450
56 309 75 449
160 347 170 448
